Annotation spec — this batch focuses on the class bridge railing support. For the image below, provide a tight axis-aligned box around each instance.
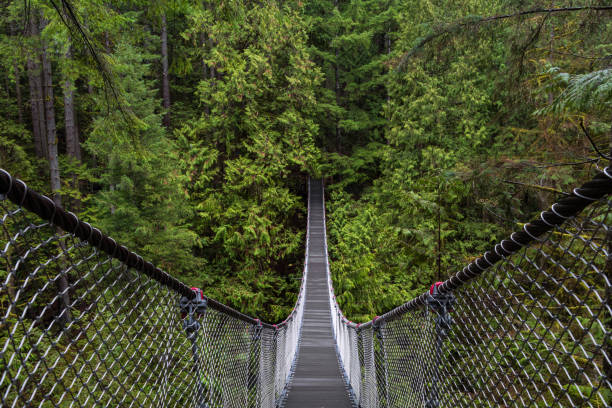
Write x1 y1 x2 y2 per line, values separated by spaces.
424 282 454 408
179 287 209 408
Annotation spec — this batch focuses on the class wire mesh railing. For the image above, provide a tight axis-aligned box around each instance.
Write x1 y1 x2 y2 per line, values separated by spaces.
0 168 306 408
2 165 611 408
325 170 612 408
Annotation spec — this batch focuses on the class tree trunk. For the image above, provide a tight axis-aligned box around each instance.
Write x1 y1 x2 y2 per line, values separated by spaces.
385 27 391 105
41 46 61 205
200 32 211 115
27 17 47 158
14 64 23 124
104 31 112 53
41 15 73 326
161 13 171 128
27 57 45 157
209 40 216 81
63 46 81 162
333 0 341 153
63 45 81 211
200 32 208 80
10 22 24 125
35 62 48 159
204 0 216 82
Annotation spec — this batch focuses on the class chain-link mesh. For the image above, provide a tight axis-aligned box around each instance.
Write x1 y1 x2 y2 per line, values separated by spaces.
0 170 305 408
329 174 611 408
3 167 611 407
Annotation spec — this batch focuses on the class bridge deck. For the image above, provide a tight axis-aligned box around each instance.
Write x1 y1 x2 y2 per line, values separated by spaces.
284 179 353 408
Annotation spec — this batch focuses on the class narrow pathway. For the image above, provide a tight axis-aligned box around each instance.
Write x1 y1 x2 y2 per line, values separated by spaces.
284 179 353 408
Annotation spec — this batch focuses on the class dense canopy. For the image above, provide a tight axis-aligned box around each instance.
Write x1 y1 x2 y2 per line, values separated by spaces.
0 0 610 323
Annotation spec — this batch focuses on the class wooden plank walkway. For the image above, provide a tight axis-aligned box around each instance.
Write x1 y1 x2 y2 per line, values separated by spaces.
284 179 353 408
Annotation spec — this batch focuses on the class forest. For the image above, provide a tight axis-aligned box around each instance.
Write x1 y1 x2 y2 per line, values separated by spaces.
0 0 610 324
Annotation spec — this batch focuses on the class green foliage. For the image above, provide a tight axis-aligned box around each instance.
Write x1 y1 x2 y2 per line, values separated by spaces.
537 67 612 114
0 0 321 322
0 0 609 358
84 42 200 277
323 0 612 322
0 94 37 184
177 0 321 321
0 0 610 405
302 0 397 151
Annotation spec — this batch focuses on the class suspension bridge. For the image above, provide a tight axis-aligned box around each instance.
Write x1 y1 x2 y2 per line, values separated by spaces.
0 167 610 407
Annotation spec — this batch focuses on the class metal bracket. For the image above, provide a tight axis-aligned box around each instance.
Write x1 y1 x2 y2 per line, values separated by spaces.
272 324 279 338
425 282 455 408
425 283 455 337
372 316 384 340
179 287 209 408
180 287 208 335
253 319 263 341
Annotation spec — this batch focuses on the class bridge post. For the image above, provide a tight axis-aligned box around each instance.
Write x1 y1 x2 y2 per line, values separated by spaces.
424 282 454 408
179 288 209 408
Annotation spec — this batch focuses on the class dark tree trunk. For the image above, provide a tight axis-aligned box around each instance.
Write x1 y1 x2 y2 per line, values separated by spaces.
204 1 216 82
335 60 341 153
209 39 216 81
63 45 81 211
333 0 341 153
104 31 112 53
41 14 73 326
63 46 81 162
200 32 208 80
35 63 48 159
63 82 80 160
161 13 171 128
14 64 23 124
26 56 45 158
385 28 391 105
10 22 24 124
27 16 47 158
41 45 61 205
200 32 211 115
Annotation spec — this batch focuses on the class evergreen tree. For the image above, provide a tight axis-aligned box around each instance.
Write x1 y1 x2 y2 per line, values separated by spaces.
85 42 200 277
179 0 322 320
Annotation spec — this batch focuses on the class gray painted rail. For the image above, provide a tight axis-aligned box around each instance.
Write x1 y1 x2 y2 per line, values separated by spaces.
284 179 353 407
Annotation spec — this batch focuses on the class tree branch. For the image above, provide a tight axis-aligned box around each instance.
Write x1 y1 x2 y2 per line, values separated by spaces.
397 5 612 70
502 180 570 196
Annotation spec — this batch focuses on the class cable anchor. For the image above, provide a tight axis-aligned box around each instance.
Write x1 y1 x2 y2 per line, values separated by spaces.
253 319 263 341
179 287 209 408
425 282 455 408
